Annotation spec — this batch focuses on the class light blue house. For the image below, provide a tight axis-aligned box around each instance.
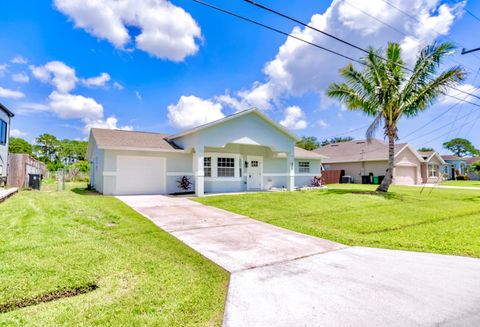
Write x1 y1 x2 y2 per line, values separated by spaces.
441 155 468 180
87 108 326 196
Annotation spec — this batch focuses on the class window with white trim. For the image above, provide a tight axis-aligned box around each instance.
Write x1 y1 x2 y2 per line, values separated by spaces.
217 157 235 177
204 157 212 177
429 164 437 177
299 161 310 173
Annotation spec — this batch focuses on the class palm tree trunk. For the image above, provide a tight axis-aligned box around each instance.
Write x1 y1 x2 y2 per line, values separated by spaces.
376 132 395 192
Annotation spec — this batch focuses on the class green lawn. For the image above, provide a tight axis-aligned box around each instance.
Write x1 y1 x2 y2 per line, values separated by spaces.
196 184 480 258
441 180 480 187
0 183 227 326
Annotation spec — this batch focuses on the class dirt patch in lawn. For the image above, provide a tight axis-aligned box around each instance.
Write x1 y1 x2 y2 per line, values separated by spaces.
0 283 98 313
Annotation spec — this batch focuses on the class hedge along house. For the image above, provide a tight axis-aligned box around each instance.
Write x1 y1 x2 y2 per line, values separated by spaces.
314 139 425 185
86 108 326 196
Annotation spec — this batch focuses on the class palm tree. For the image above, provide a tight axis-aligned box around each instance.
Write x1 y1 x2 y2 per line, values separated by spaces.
327 42 465 192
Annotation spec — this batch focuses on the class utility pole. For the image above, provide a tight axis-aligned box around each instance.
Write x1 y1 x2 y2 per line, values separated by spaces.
461 47 480 55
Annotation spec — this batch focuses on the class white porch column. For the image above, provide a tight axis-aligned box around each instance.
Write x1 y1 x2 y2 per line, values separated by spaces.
287 151 295 191
194 147 205 196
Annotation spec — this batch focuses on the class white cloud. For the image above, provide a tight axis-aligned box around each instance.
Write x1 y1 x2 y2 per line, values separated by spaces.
11 73 29 83
82 72 111 87
317 119 329 128
0 64 7 77
30 61 78 93
280 106 307 130
48 91 104 120
113 81 124 90
82 116 133 134
0 86 25 99
54 0 202 61
11 55 28 64
16 102 50 114
135 91 142 101
439 83 479 105
216 0 463 113
10 129 28 137
168 95 225 129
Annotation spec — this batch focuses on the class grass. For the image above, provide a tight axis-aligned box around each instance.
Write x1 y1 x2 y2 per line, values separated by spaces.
0 183 228 326
196 184 480 258
441 180 480 187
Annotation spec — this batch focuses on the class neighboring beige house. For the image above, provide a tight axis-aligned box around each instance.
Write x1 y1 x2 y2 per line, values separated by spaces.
314 139 424 185
86 108 326 196
417 151 445 184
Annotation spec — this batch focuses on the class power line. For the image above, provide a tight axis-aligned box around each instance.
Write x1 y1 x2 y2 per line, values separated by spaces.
192 0 363 64
466 8 480 23
240 0 480 105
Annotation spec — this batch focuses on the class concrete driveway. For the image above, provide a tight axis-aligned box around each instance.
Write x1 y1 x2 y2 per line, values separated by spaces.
118 195 480 326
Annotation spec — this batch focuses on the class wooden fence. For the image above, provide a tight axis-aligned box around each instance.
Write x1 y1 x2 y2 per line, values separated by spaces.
321 170 342 185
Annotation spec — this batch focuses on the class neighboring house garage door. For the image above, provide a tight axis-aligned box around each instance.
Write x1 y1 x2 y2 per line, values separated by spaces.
394 166 416 185
116 156 166 195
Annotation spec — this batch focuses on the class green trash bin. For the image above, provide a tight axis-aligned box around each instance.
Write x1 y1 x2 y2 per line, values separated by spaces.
373 176 379 184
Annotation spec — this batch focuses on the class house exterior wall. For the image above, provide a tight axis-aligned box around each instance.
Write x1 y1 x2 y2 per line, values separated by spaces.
443 159 468 179
172 113 294 153
0 109 11 180
323 147 422 185
89 142 322 195
422 156 443 183
393 147 422 184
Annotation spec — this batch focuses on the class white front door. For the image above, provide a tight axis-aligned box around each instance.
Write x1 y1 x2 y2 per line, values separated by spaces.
247 156 262 190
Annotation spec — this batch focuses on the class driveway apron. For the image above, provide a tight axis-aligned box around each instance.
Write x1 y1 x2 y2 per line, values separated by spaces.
118 195 480 327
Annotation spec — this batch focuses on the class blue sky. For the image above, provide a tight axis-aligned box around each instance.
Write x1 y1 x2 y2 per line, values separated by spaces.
1 0 480 153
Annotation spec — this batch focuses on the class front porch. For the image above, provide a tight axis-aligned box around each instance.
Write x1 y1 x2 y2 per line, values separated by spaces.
192 143 296 197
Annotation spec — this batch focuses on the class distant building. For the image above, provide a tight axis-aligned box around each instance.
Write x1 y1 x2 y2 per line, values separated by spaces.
0 103 14 186
441 155 468 180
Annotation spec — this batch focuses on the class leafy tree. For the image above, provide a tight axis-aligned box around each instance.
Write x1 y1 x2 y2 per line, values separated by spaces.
321 136 354 146
418 147 434 152
35 133 60 163
328 42 464 192
296 136 320 151
469 161 480 175
9 137 32 155
442 138 479 157
60 139 88 163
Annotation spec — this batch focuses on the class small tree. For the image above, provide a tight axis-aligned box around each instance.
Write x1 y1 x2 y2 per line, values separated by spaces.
443 138 479 157
296 136 320 151
418 147 434 152
177 176 193 192
9 137 33 155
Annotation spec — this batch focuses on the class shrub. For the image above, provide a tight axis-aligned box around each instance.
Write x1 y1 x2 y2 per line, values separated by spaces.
456 175 470 181
177 176 193 191
311 176 322 187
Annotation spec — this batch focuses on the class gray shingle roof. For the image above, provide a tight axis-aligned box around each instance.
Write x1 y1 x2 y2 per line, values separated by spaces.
314 139 408 163
91 128 181 151
294 147 327 159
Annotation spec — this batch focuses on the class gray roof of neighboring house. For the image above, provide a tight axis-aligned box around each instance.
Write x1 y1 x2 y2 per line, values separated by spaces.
314 139 409 163
441 155 467 161
0 103 14 117
467 157 480 165
90 128 181 151
294 147 327 159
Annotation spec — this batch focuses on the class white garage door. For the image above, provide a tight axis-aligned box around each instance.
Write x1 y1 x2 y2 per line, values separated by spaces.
116 156 166 195
394 166 416 185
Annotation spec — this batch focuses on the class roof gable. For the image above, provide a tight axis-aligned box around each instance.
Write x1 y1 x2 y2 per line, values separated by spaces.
168 108 298 141
0 103 14 117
